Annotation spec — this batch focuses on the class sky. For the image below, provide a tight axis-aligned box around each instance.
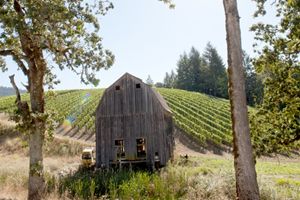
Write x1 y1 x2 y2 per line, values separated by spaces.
0 0 276 90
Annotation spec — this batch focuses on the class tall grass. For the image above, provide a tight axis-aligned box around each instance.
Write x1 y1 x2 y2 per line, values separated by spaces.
54 158 237 200
56 168 189 200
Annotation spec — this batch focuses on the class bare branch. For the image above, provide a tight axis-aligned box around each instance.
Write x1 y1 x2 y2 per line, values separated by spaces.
42 38 71 54
13 0 25 17
62 51 80 75
9 74 30 118
9 74 21 102
21 82 30 92
0 50 29 75
0 50 14 56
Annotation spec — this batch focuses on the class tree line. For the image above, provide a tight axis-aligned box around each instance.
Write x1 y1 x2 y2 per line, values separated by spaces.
158 43 263 106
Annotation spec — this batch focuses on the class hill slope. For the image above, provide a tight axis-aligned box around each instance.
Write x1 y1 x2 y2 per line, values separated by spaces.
0 86 26 97
0 88 233 146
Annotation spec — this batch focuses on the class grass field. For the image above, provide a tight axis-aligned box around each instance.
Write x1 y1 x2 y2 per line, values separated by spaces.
0 123 299 199
1 153 299 199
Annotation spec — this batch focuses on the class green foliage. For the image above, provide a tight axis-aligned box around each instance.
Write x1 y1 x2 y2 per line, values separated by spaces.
163 70 177 88
250 0 300 156
187 47 202 92
0 0 114 86
159 0 175 9
243 51 264 106
202 43 228 98
58 167 188 200
176 52 193 90
171 43 228 99
53 156 300 200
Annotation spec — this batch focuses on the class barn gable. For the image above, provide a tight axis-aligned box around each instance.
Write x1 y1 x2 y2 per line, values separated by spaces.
97 73 171 116
95 73 174 168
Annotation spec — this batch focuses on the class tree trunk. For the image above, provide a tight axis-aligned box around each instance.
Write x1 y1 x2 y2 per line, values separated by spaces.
27 52 46 200
28 126 45 199
223 0 260 199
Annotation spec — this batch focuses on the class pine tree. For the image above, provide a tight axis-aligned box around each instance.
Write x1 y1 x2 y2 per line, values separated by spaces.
243 52 264 106
163 70 177 88
203 43 228 98
176 53 193 91
146 75 154 86
188 47 202 91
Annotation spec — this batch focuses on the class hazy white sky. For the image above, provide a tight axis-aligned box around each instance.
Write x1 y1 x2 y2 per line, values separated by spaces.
0 0 276 90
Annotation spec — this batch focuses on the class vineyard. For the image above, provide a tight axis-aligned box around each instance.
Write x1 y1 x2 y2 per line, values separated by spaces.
0 88 233 146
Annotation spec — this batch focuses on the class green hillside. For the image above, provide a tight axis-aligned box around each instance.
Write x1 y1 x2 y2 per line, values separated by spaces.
0 88 233 146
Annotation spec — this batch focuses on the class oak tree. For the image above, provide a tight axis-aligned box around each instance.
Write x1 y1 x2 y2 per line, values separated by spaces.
0 0 114 199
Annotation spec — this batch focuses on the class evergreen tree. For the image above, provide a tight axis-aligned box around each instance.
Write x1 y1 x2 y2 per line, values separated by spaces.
188 47 202 91
203 43 228 98
174 45 228 99
243 52 264 106
176 53 193 91
169 70 177 88
154 82 164 88
163 70 177 88
163 72 171 88
146 75 154 86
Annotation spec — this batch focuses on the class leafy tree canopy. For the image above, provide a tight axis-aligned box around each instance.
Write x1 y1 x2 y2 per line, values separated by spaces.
0 0 116 87
250 0 300 156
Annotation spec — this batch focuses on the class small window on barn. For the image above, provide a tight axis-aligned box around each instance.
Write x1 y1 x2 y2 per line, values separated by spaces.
115 139 125 158
136 83 141 88
115 85 120 90
136 138 146 158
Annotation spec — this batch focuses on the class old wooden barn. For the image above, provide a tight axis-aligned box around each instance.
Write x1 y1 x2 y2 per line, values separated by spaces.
95 73 174 168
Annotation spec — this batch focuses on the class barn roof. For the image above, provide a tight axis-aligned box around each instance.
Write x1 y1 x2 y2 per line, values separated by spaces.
105 72 172 114
106 72 142 91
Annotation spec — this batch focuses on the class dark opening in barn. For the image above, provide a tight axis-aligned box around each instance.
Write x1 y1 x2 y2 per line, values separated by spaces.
95 73 174 169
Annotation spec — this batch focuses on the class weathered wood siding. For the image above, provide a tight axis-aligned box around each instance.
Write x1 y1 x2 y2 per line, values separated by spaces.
95 73 174 168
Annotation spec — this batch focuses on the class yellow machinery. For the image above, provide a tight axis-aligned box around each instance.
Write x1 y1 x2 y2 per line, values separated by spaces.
81 147 96 168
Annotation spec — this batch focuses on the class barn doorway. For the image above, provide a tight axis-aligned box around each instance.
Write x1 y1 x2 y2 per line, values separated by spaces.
136 138 146 158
